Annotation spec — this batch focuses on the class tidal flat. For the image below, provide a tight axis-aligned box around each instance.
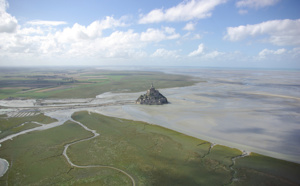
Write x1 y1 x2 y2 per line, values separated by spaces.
0 67 300 185
94 68 300 163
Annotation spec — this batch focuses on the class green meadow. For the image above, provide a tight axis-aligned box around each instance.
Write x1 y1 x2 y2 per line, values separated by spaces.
1 111 299 185
0 68 197 99
0 113 57 139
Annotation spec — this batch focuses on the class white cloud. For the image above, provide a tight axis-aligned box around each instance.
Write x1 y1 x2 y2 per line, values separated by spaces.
0 0 18 33
188 43 224 59
152 48 180 58
236 0 280 9
27 20 67 26
55 22 101 42
224 19 300 46
259 48 286 58
139 0 226 24
55 16 127 43
188 43 204 57
18 27 44 35
289 47 300 58
0 15 182 61
140 27 180 42
54 29 143 58
96 16 128 29
203 50 224 59
0 15 138 60
183 22 196 31
193 34 202 39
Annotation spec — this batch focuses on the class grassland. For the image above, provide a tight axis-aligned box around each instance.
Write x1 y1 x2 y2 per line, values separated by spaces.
233 153 300 185
0 67 197 99
69 111 236 185
0 113 57 139
0 111 299 185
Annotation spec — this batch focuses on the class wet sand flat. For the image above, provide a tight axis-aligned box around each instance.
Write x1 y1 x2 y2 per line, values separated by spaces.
94 69 300 163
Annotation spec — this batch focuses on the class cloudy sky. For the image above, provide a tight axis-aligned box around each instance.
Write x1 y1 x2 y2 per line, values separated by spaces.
0 0 299 68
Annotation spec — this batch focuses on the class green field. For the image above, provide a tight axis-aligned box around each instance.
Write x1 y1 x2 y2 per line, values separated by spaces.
1 111 299 185
233 153 300 185
0 113 57 139
0 67 198 99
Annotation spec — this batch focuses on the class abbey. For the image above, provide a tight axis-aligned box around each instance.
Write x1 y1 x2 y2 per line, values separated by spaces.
136 84 168 105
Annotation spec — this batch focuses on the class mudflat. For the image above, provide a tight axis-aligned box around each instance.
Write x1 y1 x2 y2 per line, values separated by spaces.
95 68 300 163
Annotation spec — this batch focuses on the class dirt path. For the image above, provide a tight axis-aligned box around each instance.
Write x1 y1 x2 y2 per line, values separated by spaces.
0 110 136 185
63 118 136 186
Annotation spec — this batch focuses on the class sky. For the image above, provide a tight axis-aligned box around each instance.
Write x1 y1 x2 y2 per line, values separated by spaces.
0 0 299 68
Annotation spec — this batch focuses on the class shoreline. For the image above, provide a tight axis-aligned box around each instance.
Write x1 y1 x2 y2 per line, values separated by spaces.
0 99 299 179
93 105 300 164
0 84 300 164
0 68 299 167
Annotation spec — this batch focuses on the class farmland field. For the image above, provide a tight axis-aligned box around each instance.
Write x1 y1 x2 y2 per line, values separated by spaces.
0 67 196 99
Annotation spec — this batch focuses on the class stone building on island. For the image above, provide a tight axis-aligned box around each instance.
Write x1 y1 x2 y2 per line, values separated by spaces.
136 84 168 105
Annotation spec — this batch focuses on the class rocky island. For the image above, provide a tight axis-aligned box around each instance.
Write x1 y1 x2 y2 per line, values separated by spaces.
136 84 168 105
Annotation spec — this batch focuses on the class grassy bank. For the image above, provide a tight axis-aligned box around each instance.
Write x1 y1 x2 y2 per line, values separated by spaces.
0 113 57 139
69 111 236 185
1 111 299 185
233 153 300 185
69 111 300 185
0 121 132 185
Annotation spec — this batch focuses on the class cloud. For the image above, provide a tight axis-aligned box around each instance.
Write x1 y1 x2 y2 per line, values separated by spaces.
0 14 181 61
224 19 300 46
183 22 196 31
27 20 67 26
140 27 180 42
152 48 180 58
289 47 300 58
55 22 101 42
55 16 127 43
236 0 280 9
139 0 226 24
18 27 44 35
203 50 224 59
0 15 137 59
70 26 179 58
95 16 128 29
0 0 18 33
193 34 202 39
188 43 204 56
259 48 286 58
188 43 225 59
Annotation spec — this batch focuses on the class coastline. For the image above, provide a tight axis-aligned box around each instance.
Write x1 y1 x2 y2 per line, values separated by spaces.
0 68 299 170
